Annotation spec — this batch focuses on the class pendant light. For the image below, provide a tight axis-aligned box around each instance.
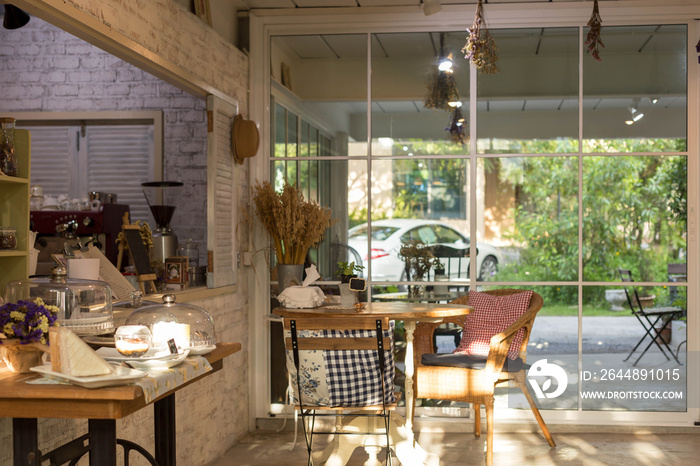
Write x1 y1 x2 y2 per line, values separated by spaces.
3 5 30 30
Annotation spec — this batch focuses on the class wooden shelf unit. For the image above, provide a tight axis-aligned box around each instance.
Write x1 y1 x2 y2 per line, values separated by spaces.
0 129 30 296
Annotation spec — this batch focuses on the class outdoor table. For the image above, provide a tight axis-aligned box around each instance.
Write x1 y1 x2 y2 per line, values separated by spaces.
0 342 241 466
274 302 470 465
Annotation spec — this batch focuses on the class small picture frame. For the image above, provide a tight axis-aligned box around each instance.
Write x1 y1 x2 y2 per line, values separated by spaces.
165 257 189 285
349 277 367 292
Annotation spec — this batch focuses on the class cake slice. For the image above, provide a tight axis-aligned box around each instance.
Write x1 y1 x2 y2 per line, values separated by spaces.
49 327 114 377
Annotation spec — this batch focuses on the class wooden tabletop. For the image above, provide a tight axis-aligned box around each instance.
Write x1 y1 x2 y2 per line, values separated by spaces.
274 301 471 321
0 342 241 420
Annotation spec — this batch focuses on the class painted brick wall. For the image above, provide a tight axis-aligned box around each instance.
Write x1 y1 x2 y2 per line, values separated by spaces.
0 16 210 263
0 1 250 464
58 0 247 103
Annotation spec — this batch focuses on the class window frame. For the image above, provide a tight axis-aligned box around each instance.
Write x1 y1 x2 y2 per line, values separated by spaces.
249 5 700 425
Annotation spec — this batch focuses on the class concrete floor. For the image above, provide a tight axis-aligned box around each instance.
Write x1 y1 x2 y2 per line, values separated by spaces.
207 428 700 465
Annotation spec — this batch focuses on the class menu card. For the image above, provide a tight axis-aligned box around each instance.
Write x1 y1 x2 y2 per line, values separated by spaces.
74 245 137 301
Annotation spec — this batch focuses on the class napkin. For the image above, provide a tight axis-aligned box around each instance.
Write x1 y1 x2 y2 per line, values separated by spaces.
277 265 325 308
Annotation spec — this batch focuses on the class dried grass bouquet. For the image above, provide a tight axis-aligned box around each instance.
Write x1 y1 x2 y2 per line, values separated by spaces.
252 181 335 265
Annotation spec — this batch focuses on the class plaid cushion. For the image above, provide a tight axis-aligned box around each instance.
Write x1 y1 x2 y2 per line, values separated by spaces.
453 290 533 360
323 324 396 407
286 322 396 408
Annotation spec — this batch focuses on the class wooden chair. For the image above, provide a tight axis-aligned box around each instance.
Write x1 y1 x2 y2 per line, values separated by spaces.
411 289 555 465
284 315 397 465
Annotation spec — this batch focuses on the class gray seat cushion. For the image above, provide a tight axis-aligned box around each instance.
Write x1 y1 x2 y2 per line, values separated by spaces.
421 353 526 372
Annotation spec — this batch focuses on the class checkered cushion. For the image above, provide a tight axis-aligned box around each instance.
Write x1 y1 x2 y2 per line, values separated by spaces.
323 325 396 407
453 290 533 360
286 323 396 408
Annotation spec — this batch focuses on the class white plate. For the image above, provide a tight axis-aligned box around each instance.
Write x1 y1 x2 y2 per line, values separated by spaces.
96 347 185 362
188 345 216 356
30 364 146 389
119 351 189 371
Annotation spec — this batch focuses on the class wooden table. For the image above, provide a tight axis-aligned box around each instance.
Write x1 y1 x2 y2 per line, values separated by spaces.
274 302 470 465
0 342 241 466
372 291 464 303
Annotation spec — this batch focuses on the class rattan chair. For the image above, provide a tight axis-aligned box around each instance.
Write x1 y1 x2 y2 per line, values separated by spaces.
411 289 555 465
285 315 397 465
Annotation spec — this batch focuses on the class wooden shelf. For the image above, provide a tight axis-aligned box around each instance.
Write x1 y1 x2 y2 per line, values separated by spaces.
0 129 30 296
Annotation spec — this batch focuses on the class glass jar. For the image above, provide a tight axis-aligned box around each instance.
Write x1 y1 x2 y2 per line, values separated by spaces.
0 226 17 250
0 117 17 177
114 325 152 357
177 239 200 286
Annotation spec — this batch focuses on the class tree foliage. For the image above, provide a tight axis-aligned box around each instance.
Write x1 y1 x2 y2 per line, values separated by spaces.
496 139 686 305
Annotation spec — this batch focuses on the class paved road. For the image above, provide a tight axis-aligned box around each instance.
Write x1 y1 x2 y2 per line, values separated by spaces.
436 316 684 355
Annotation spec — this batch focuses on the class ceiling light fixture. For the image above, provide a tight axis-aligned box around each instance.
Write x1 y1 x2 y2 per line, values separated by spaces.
625 102 644 125
3 4 30 30
423 0 442 17
438 52 453 72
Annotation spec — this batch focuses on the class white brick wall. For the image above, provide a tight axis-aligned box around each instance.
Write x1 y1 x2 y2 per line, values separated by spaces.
0 16 211 261
0 1 251 464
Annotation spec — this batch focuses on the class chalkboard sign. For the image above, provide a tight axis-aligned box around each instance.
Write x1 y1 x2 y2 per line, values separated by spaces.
122 225 157 293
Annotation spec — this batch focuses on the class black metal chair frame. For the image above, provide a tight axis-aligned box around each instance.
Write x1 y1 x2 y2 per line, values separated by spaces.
288 317 394 466
40 433 159 466
619 269 684 366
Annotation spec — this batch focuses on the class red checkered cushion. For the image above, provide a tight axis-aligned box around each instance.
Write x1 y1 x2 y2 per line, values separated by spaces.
453 290 533 360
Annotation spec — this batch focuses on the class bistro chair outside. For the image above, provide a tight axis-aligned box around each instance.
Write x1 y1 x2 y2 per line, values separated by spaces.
618 269 684 366
411 289 555 466
284 315 397 465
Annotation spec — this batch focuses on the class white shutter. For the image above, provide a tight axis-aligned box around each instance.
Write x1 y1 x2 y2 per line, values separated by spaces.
21 123 153 224
86 126 153 223
206 95 238 287
25 126 74 197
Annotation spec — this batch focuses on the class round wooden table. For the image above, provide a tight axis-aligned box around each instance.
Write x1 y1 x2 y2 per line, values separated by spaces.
275 302 471 466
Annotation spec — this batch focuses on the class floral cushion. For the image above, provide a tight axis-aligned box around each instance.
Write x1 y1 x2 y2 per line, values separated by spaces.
453 290 533 360
285 323 396 408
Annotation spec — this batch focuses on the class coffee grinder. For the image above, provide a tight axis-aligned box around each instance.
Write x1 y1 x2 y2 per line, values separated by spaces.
142 181 183 262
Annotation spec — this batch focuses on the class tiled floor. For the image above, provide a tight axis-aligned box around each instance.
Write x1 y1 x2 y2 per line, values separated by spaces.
207 428 700 465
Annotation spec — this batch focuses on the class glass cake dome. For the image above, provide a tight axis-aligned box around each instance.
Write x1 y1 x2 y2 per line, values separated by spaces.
125 294 216 354
4 266 114 336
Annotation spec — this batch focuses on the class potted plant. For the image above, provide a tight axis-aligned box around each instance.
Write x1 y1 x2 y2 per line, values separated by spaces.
398 241 440 297
335 261 365 307
252 180 335 292
336 261 364 283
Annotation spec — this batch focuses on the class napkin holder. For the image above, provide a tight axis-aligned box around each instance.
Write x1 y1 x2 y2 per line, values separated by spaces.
277 265 326 309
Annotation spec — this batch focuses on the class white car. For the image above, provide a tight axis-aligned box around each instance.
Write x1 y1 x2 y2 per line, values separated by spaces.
347 219 502 282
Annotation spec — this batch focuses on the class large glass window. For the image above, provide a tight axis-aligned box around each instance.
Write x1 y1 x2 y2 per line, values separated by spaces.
269 23 689 414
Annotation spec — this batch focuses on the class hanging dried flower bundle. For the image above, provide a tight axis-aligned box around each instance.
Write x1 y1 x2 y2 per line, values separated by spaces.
446 106 467 145
424 66 460 111
584 0 604 62
462 0 499 74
